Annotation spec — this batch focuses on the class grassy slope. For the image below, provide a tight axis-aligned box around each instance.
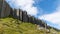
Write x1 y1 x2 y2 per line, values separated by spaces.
0 17 60 34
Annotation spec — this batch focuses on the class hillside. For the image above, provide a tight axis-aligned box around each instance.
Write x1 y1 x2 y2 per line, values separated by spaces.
0 16 60 34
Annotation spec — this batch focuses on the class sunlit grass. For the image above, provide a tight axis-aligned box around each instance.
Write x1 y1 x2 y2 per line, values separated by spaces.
0 17 60 34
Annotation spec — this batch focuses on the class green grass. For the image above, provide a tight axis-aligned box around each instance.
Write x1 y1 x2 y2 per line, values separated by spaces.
0 17 60 34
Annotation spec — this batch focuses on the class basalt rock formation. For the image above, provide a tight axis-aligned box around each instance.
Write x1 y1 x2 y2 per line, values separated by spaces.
0 0 50 28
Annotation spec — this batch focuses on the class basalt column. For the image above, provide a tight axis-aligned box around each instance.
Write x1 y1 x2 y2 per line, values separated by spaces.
28 16 35 24
16 9 20 19
0 0 10 18
19 9 23 21
0 0 5 18
28 15 32 23
31 16 36 24
22 11 28 22
10 8 13 16
0 0 3 18
13 9 17 18
4 1 10 17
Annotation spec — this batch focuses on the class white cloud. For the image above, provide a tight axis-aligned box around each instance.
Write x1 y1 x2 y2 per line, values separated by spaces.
39 11 60 24
6 0 38 16
38 5 60 29
38 0 60 24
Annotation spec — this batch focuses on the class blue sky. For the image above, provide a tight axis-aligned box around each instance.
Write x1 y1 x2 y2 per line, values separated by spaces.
34 0 57 14
6 0 60 30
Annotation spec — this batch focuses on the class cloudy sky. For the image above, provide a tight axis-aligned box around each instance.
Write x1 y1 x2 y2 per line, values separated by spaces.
6 0 60 29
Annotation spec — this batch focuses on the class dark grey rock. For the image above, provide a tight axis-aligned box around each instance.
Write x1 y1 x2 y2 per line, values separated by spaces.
19 9 23 21
22 11 28 22
0 0 10 18
16 9 20 19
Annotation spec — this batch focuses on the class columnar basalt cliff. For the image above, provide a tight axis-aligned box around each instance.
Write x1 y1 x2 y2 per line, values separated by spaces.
0 0 10 18
0 0 49 28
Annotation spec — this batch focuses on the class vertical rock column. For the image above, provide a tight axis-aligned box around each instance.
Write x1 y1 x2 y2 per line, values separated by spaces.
4 1 10 17
19 9 23 21
13 9 17 18
0 0 3 18
11 8 15 17
0 0 5 18
31 16 36 24
10 8 13 16
0 0 10 18
22 11 28 22
28 15 32 23
16 9 20 19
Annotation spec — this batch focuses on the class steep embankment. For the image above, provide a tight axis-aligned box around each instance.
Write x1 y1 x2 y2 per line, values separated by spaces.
0 17 60 34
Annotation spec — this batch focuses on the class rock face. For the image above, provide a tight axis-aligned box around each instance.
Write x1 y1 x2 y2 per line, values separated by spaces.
22 11 28 22
0 0 3 18
19 9 23 21
0 0 47 28
0 0 10 18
